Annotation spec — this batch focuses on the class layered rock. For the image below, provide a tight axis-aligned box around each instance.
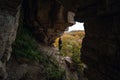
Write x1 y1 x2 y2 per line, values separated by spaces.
0 0 75 79
59 1 120 79
38 44 79 80
0 0 21 79
77 0 120 80
81 16 120 80
0 0 120 80
23 0 75 46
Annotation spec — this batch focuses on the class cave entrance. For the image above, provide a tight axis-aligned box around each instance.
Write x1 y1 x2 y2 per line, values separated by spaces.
54 21 85 56
54 21 85 80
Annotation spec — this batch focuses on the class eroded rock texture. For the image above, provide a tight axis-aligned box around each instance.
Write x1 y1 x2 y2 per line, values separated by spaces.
23 0 74 46
0 0 75 79
0 0 120 80
60 0 120 79
0 0 21 79
78 0 120 80
81 16 120 80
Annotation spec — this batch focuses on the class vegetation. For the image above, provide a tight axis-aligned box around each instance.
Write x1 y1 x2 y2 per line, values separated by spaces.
54 30 85 72
11 9 84 80
12 24 65 80
12 25 41 61
54 30 84 56
44 59 66 80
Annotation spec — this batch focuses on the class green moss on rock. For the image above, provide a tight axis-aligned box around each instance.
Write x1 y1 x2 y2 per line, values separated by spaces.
12 24 41 61
12 24 66 80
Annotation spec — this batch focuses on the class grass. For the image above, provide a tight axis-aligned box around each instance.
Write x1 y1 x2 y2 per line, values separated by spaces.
12 24 41 62
12 23 66 80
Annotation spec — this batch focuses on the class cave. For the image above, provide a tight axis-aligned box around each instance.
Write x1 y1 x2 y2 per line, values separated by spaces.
0 0 120 80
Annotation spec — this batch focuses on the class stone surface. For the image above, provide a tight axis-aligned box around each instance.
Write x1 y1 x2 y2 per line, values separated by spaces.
23 0 74 46
0 10 20 79
77 1 120 80
0 0 120 80
7 57 45 80
38 44 79 80
6 44 79 80
0 0 21 79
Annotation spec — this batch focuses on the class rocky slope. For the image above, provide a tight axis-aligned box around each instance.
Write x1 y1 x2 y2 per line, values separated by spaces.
0 0 120 80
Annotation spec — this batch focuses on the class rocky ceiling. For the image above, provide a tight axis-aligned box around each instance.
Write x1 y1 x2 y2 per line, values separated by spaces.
0 0 120 80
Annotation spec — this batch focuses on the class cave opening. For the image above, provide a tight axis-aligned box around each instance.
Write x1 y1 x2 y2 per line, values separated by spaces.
68 22 84 32
54 21 85 56
0 0 120 80
53 21 85 80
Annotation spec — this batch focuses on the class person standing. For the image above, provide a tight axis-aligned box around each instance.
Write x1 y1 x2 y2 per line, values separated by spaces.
58 37 62 51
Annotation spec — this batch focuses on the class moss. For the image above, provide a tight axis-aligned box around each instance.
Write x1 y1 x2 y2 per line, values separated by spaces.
12 7 66 78
12 24 42 61
43 56 66 80
12 24 66 80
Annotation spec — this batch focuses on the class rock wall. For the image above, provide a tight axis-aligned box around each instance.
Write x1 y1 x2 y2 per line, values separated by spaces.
23 0 74 46
76 0 120 80
60 1 120 79
81 16 120 80
0 4 21 80
0 0 120 80
38 44 79 80
0 0 75 79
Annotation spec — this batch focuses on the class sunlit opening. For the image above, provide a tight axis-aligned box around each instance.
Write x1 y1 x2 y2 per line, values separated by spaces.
68 22 84 32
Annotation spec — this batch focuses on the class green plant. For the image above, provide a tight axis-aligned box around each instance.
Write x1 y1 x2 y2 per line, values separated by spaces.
45 66 65 80
12 25 42 61
54 30 85 77
12 10 66 79
13 25 66 79
42 56 66 80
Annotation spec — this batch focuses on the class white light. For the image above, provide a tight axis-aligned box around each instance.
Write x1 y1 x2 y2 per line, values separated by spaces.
68 22 84 31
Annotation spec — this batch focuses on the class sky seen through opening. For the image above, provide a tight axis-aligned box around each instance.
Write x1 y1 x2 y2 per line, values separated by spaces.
68 22 84 31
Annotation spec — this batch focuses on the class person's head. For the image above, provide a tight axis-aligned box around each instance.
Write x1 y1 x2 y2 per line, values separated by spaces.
59 37 62 40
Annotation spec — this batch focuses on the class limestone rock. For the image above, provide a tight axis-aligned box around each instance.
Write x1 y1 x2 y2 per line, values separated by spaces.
23 0 74 46
0 10 20 79
0 0 120 80
81 15 120 80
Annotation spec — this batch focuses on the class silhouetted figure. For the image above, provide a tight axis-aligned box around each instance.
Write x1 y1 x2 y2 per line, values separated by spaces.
58 37 62 51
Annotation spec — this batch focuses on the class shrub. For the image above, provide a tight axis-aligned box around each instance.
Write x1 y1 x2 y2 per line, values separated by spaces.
12 25 41 61
12 24 66 80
